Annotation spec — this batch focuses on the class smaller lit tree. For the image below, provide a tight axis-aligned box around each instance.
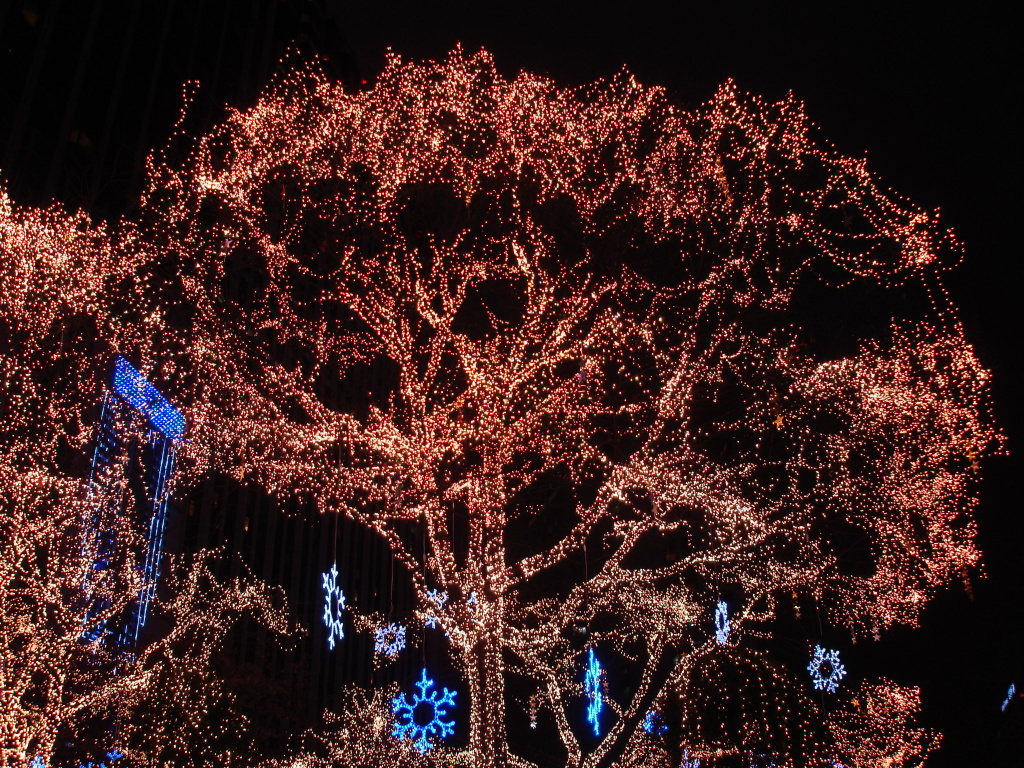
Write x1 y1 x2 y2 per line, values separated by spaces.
0 192 293 766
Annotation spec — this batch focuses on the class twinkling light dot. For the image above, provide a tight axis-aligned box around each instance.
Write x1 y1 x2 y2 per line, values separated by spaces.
585 648 604 737
715 600 731 645
807 645 847 693
374 622 407 658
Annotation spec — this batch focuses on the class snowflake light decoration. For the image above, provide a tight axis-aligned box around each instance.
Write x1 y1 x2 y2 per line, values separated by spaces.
391 668 457 753
374 622 407 658
715 600 730 645
321 562 345 650
680 748 701 768
35 45 993 766
584 647 604 737
643 709 668 737
1002 682 1016 711
30 757 46 768
807 644 847 693
425 589 448 629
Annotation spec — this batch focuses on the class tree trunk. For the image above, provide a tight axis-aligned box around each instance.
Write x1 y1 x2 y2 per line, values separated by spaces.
465 620 508 768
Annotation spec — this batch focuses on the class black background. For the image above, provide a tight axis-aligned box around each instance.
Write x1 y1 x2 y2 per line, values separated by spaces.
1 1 1019 763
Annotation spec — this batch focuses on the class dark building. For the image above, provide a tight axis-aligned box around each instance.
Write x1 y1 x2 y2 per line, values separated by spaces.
1 0 358 219
2 0 414 742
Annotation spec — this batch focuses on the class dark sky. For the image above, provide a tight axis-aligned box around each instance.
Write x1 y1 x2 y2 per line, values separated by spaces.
1 1 1020 763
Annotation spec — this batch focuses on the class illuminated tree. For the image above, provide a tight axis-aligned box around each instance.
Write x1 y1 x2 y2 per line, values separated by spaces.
4 44 998 766
0 194 292 767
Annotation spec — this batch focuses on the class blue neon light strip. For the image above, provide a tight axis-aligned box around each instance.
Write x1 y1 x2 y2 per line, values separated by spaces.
112 357 186 441
119 436 175 648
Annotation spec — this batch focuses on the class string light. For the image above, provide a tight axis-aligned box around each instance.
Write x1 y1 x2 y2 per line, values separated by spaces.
390 669 457 753
1 42 999 766
643 710 668 737
321 562 346 650
807 645 846 693
1001 683 1015 712
715 601 730 645
827 680 940 765
585 648 604 738
111 356 186 441
374 622 407 658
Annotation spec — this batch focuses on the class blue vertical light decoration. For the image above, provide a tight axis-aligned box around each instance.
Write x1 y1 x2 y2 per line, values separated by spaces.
714 600 730 645
81 356 184 649
321 562 346 650
1002 682 1016 712
374 622 406 657
584 647 604 737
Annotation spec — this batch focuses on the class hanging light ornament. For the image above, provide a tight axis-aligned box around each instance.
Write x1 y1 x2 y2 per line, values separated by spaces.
321 563 346 650
807 645 847 693
391 669 457 753
714 601 730 645
584 648 604 738
374 622 407 658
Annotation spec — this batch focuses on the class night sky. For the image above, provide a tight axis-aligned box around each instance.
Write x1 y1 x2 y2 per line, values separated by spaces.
2 1 1020 764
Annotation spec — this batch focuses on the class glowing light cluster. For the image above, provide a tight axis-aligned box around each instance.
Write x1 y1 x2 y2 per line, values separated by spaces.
807 645 846 693
1002 682 1015 712
643 710 668 737
1 43 999 767
585 648 604 737
321 562 346 650
0 193 292 763
111 356 186 441
374 622 407 657
715 601 730 645
391 668 457 753
76 749 123 768
826 679 941 765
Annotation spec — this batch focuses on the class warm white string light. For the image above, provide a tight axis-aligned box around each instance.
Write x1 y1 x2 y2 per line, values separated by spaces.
1 43 997 766
0 196 295 766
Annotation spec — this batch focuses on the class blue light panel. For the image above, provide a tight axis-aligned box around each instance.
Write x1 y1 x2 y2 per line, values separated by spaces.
112 357 186 441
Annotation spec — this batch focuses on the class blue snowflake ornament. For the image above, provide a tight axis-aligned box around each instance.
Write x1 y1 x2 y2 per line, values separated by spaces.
425 589 448 629
374 622 407 657
29 756 46 768
321 562 346 650
643 710 668 737
807 644 846 693
715 600 730 645
679 748 701 768
584 647 604 737
392 668 457 753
